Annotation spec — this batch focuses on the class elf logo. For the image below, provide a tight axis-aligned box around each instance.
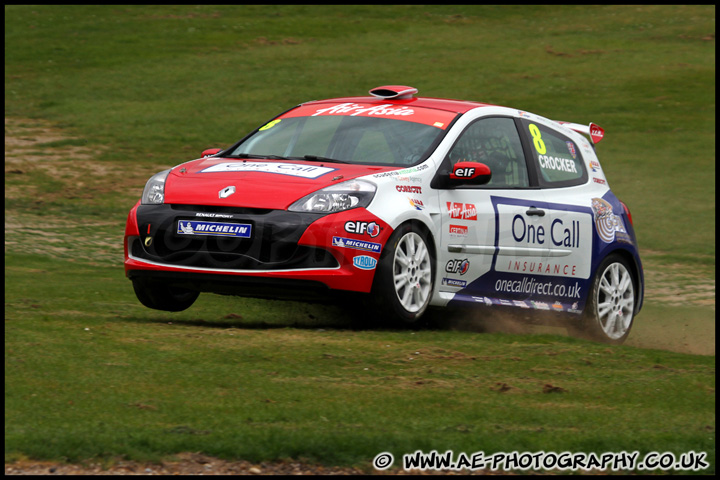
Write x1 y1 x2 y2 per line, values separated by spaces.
344 221 381 238
453 167 475 177
445 259 470 275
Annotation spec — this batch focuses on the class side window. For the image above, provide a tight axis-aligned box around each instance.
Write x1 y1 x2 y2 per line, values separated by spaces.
520 119 587 187
447 117 529 188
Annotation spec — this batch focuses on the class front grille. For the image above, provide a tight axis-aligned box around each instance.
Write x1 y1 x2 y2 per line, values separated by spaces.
170 204 273 216
132 204 337 270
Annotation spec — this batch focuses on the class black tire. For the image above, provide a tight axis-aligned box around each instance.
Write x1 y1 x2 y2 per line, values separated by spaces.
371 223 435 325
132 278 199 312
572 254 637 344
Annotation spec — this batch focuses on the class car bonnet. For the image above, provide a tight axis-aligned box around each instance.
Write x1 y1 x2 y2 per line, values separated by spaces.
162 158 402 210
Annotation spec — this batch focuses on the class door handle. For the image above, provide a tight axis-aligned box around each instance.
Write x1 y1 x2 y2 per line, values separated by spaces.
526 207 545 217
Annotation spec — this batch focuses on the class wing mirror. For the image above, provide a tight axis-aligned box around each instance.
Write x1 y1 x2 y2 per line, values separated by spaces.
448 161 492 186
201 148 222 157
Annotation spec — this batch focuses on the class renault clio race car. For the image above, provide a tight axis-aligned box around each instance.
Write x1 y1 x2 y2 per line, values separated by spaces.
125 86 644 344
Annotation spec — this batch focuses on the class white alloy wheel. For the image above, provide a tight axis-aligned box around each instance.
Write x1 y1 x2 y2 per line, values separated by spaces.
392 231 433 314
594 261 635 340
584 255 635 344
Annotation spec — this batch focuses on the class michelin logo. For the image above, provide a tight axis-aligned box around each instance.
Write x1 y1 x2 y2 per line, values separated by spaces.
177 220 252 238
442 277 467 288
332 236 382 253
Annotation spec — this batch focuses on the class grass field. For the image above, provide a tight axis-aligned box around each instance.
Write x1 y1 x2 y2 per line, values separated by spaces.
5 5 715 474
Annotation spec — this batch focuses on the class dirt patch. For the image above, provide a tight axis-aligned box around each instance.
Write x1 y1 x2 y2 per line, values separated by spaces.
4 452 514 476
642 258 715 308
4 117 156 203
4 118 160 265
4 455 366 475
5 118 107 197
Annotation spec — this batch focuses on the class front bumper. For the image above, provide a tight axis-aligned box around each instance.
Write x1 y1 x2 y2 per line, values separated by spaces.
124 202 391 295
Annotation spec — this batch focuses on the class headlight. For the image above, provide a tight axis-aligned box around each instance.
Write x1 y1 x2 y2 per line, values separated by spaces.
141 169 171 205
288 179 377 213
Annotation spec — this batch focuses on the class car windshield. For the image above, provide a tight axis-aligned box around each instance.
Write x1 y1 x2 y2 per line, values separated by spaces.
228 103 458 166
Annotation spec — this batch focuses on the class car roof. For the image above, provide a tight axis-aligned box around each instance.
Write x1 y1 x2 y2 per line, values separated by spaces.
300 95 496 115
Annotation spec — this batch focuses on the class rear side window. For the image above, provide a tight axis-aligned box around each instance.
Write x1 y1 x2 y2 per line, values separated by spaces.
520 119 587 187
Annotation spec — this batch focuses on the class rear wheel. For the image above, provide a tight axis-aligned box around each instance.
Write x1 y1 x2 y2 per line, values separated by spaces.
574 255 636 344
132 278 199 312
372 223 434 325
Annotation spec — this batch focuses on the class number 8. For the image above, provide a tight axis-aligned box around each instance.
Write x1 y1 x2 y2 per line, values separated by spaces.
529 124 547 154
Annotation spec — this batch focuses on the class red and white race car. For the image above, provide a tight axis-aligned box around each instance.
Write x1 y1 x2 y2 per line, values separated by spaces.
125 86 643 343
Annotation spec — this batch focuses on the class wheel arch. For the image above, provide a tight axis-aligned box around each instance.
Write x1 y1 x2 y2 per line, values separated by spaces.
596 247 644 315
386 218 438 263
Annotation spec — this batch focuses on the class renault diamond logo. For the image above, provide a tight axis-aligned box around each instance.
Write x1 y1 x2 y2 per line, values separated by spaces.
219 186 236 199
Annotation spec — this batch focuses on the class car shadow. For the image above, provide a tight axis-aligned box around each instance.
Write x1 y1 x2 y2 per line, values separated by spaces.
116 314 400 332
116 304 573 336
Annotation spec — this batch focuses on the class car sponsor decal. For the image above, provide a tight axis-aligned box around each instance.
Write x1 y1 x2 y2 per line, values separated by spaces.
279 104 457 129
195 212 234 219
447 202 477 220
395 185 422 194
408 198 424 210
449 224 468 237
352 255 377 270
331 236 382 253
493 276 582 300
344 221 381 238
442 277 467 288
568 301 583 314
493 199 593 280
199 162 337 179
312 103 415 118
371 164 429 179
566 141 577 159
177 220 252 238
393 175 423 183
589 123 605 144
591 197 629 244
450 293 585 315
531 300 551 310
446 259 470 275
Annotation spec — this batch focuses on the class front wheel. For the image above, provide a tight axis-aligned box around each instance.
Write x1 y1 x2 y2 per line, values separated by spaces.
132 278 199 312
575 255 636 344
372 224 435 325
